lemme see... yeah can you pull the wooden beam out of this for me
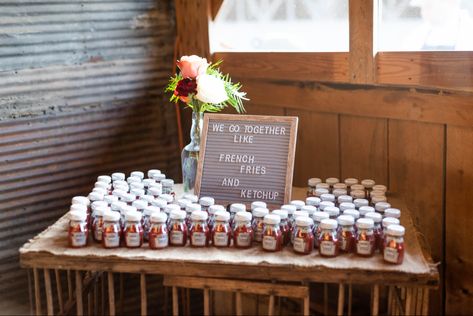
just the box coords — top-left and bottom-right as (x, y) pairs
(210, 0), (224, 20)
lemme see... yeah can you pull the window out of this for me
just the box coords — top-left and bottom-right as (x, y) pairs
(378, 0), (473, 51)
(209, 0), (349, 52)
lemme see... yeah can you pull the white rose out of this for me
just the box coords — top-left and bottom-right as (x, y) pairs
(195, 74), (229, 104)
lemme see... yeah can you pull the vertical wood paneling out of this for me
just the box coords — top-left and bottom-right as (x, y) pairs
(446, 126), (473, 315)
(286, 109), (340, 187)
(339, 115), (388, 184)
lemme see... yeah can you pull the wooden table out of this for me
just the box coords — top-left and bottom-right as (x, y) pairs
(20, 186), (439, 315)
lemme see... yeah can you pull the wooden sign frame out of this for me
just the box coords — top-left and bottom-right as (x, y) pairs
(194, 113), (298, 208)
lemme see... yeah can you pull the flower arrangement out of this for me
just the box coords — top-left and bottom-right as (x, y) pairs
(166, 55), (248, 113)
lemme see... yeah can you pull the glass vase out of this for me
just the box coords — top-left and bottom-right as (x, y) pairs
(181, 111), (203, 192)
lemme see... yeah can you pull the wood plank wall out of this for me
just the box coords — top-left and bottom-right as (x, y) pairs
(0, 0), (179, 313)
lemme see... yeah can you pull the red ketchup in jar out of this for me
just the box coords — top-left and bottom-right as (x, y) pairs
(233, 211), (253, 249)
(212, 211), (232, 247)
(318, 219), (339, 257)
(189, 210), (210, 247)
(383, 224), (405, 265)
(148, 212), (169, 249)
(337, 215), (355, 253)
(262, 214), (283, 252)
(293, 216), (314, 254)
(355, 218), (376, 257)
(68, 210), (88, 248)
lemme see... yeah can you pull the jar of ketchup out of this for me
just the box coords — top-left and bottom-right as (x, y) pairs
(169, 210), (187, 246)
(318, 219), (339, 257)
(262, 214), (283, 252)
(124, 210), (143, 248)
(252, 207), (269, 242)
(185, 203), (202, 230)
(337, 215), (355, 253)
(383, 224), (405, 264)
(281, 204), (296, 229)
(312, 211), (329, 248)
(212, 211), (231, 247)
(208, 204), (225, 231)
(229, 203), (246, 229)
(148, 212), (168, 249)
(102, 211), (121, 249)
(189, 210), (210, 247)
(68, 210), (88, 248)
(92, 205), (108, 243)
(199, 196), (215, 214)
(233, 211), (253, 249)
(365, 212), (383, 250)
(355, 218), (375, 257)
(293, 216), (314, 254)
(272, 210), (290, 246)
(143, 205), (160, 241)
(380, 217), (400, 251)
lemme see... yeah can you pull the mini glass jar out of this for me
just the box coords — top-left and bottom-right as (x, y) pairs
(142, 179), (156, 191)
(95, 181), (111, 194)
(312, 211), (329, 248)
(72, 196), (91, 211)
(293, 217), (314, 254)
(139, 195), (155, 205)
(130, 181), (145, 191)
(199, 196), (215, 213)
(375, 202), (391, 216)
(148, 181), (163, 194)
(307, 178), (322, 196)
(183, 193), (199, 203)
(384, 208), (401, 219)
(337, 215), (355, 253)
(281, 204), (297, 228)
(359, 206), (375, 218)
(337, 195), (353, 205)
(112, 172), (125, 182)
(177, 198), (192, 211)
(89, 191), (104, 203)
(383, 224), (405, 264)
(143, 205), (160, 241)
(148, 187), (163, 200)
(301, 205), (317, 218)
(124, 211), (143, 248)
(350, 190), (366, 199)
(290, 200), (305, 211)
(333, 183), (348, 191)
(151, 198), (168, 210)
(132, 199), (147, 213)
(113, 179), (128, 189)
(339, 202), (356, 212)
(208, 204), (225, 231)
(324, 206), (340, 219)
(353, 198), (369, 209)
(112, 189), (127, 199)
(119, 205), (135, 229)
(343, 209), (360, 221)
(68, 210), (88, 248)
(161, 179), (174, 195)
(355, 218), (375, 257)
(320, 193), (336, 203)
(252, 207), (269, 242)
(233, 211), (253, 248)
(164, 204), (181, 226)
(212, 211), (231, 247)
(325, 177), (339, 188)
(370, 190), (385, 199)
(315, 188), (329, 198)
(318, 219), (339, 257)
(365, 212), (383, 250)
(316, 183), (330, 190)
(120, 193), (136, 206)
(189, 210), (210, 247)
(130, 188), (145, 200)
(91, 200), (107, 216)
(127, 176), (141, 184)
(319, 201), (335, 212)
(373, 184), (387, 193)
(361, 179), (375, 196)
(159, 194), (174, 204)
(147, 169), (161, 179)
(262, 214), (282, 252)
(332, 189), (347, 199)
(229, 203), (246, 228)
(305, 197), (321, 208)
(92, 187), (107, 196)
(381, 217), (400, 251)
(149, 212), (169, 249)
(102, 211), (121, 249)
(169, 210), (187, 246)
(251, 201), (267, 211)
(92, 205), (108, 242)
(371, 195), (387, 206)
(185, 203), (202, 229)
(97, 175), (112, 184)
(152, 173), (166, 183)
(272, 209), (290, 246)
(131, 171), (144, 180)
(104, 195), (118, 206)
(344, 178), (358, 190)
(70, 204), (88, 228)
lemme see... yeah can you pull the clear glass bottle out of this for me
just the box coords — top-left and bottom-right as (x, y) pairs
(162, 179), (175, 196)
(68, 210), (88, 248)
(252, 207), (269, 242)
(124, 211), (143, 248)
(181, 111), (202, 192)
(233, 211), (253, 249)
(361, 179), (375, 197)
(272, 209), (290, 246)
(102, 211), (121, 249)
(169, 210), (187, 246)
(291, 211), (309, 244)
(332, 189), (347, 200)
(212, 211), (231, 247)
(371, 195), (387, 206)
(312, 211), (329, 248)
(71, 200), (91, 227)
(164, 204), (181, 227)
(307, 178), (322, 196)
(318, 219), (339, 257)
(293, 217), (314, 254)
(325, 177), (339, 190)
(149, 212), (169, 249)
(383, 224), (405, 264)
(262, 214), (282, 252)
(189, 210), (210, 247)
(177, 198), (192, 211)
(355, 218), (375, 257)
(337, 215), (355, 253)
(365, 212), (383, 250)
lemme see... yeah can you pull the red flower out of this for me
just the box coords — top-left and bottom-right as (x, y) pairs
(174, 78), (197, 103)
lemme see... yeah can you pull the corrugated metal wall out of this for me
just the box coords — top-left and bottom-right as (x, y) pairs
(0, 0), (179, 312)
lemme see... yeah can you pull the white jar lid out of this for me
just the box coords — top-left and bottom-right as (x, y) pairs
(130, 182), (145, 190)
(356, 218), (374, 229)
(251, 201), (267, 210)
(272, 209), (288, 220)
(152, 173), (166, 181)
(144, 205), (160, 216)
(339, 202), (356, 212)
(386, 224), (405, 236)
(69, 210), (87, 221)
(293, 210), (309, 219)
(120, 205), (136, 215)
(88, 191), (104, 201)
(308, 178), (322, 186)
(325, 177), (339, 185)
(324, 206), (340, 217)
(230, 203), (246, 213)
(183, 193), (199, 203)
(344, 178), (358, 186)
(169, 209), (186, 220)
(316, 183), (330, 189)
(235, 211), (252, 222)
(127, 176), (141, 184)
(359, 206), (375, 216)
(215, 210), (230, 221)
(320, 218), (338, 230)
(264, 214), (280, 225)
(191, 210), (208, 221)
(94, 205), (110, 217)
(315, 188), (329, 196)
(319, 201), (335, 211)
(313, 211), (330, 222)
(104, 195), (118, 205)
(132, 199), (148, 210)
(140, 195), (155, 204)
(164, 204), (181, 214)
(384, 208), (401, 218)
(131, 188), (145, 197)
(281, 204), (297, 215)
(72, 196), (90, 206)
(142, 179), (156, 188)
(375, 202), (391, 212)
(95, 181), (109, 190)
(147, 169), (161, 178)
(158, 194), (173, 203)
(161, 179), (174, 187)
(332, 188), (347, 197)
(337, 195), (353, 204)
(177, 198), (191, 209)
(290, 200), (305, 210)
(252, 207), (269, 217)
(113, 180), (128, 188)
(186, 203), (202, 213)
(371, 196), (387, 204)
(112, 172), (125, 181)
(301, 205), (317, 215)
(91, 201), (108, 212)
(320, 193), (335, 202)
(350, 184), (364, 191)
(343, 209), (360, 219)
(382, 217), (400, 228)
(209, 204), (225, 215)
(350, 190), (365, 199)
(151, 211), (167, 223)
(354, 198), (369, 208)
(295, 216), (313, 227)
(148, 186), (162, 196)
(92, 187), (107, 196)
(151, 198), (168, 209)
(120, 193), (135, 203)
(373, 184), (387, 192)
(70, 204), (87, 213)
(337, 214), (355, 226)
(104, 211), (120, 222)
(97, 175), (112, 184)
(113, 185), (129, 193)
(111, 201), (126, 212)
(305, 197), (321, 207)
(361, 179), (375, 188)
(333, 183), (347, 190)
(199, 196), (215, 206)
(370, 190), (385, 198)
(149, 182), (163, 189)
(131, 171), (144, 180)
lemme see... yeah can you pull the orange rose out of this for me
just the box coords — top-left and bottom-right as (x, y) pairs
(177, 55), (209, 79)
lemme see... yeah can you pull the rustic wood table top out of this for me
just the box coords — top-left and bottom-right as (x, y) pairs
(20, 185), (439, 287)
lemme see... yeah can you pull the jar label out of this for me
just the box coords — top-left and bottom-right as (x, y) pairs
(104, 232), (120, 248)
(357, 240), (372, 255)
(170, 231), (184, 245)
(236, 232), (251, 247)
(293, 238), (307, 253)
(320, 241), (336, 256)
(262, 236), (277, 251)
(384, 247), (399, 263)
(191, 232), (207, 246)
(126, 232), (142, 247)
(150, 234), (168, 248)
(214, 232), (228, 246)
(71, 232), (87, 247)
(94, 226), (103, 241)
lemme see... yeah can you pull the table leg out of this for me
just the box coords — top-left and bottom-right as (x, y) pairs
(108, 272), (116, 316)
(140, 273), (147, 316)
(268, 294), (275, 316)
(44, 269), (54, 315)
(303, 293), (310, 316)
(172, 286), (179, 316)
(67, 270), (73, 303)
(235, 291), (242, 316)
(33, 268), (42, 316)
(204, 288), (210, 316)
(337, 283), (345, 316)
(27, 269), (34, 316)
(75, 271), (83, 316)
(371, 284), (379, 316)
(54, 269), (64, 314)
